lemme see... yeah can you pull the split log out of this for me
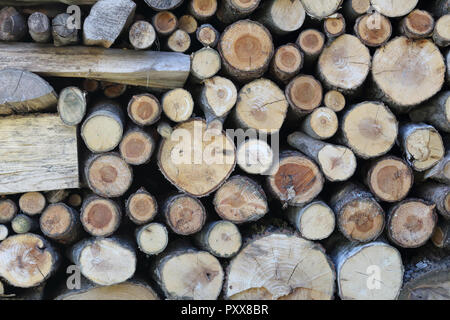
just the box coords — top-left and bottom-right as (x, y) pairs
(19, 192), (46, 216)
(0, 224), (8, 241)
(225, 232), (335, 300)
(0, 7), (27, 41)
(0, 43), (191, 90)
(166, 29), (191, 52)
(365, 156), (414, 202)
(151, 243), (224, 300)
(0, 69), (57, 115)
(409, 91), (450, 132)
(80, 195), (121, 237)
(119, 127), (156, 165)
(285, 201), (335, 240)
(127, 94), (161, 126)
(0, 233), (59, 288)
(145, 0), (184, 11)
(213, 175), (268, 224)
(400, 9), (434, 39)
(83, 0), (136, 48)
(125, 188), (158, 225)
(270, 43), (303, 84)
(136, 223), (168, 255)
(81, 101), (124, 153)
(28, 12), (51, 43)
(340, 101), (398, 159)
(129, 20), (156, 50)
(11, 214), (38, 234)
(415, 182), (450, 219)
(45, 189), (69, 204)
(196, 23), (219, 47)
(432, 218), (450, 249)
(329, 182), (385, 242)
(152, 11), (178, 36)
(432, 14), (450, 47)
(299, 107), (338, 140)
(236, 138), (274, 175)
(323, 13), (346, 39)
(267, 150), (324, 207)
(256, 0), (306, 35)
(194, 220), (242, 258)
(424, 150), (450, 184)
(398, 123), (444, 171)
(218, 20), (274, 82)
(0, 114), (79, 194)
(318, 34), (371, 94)
(84, 152), (133, 198)
(55, 279), (159, 300)
(189, 0), (217, 20)
(57, 86), (87, 126)
(190, 47), (221, 82)
(324, 90), (345, 112)
(158, 119), (236, 197)
(52, 13), (78, 46)
(354, 12), (392, 47)
(234, 78), (288, 134)
(343, 0), (370, 21)
(296, 29), (325, 65)
(179, 15), (198, 34)
(370, 0), (418, 17)
(371, 37), (445, 112)
(163, 193), (206, 235)
(330, 239), (403, 300)
(161, 88), (194, 122)
(399, 245), (450, 300)
(216, 0), (261, 24)
(197, 76), (237, 124)
(288, 132), (357, 182)
(387, 199), (437, 248)
(70, 237), (136, 286)
(0, 199), (17, 223)
(300, 0), (343, 20)
(40, 203), (81, 244)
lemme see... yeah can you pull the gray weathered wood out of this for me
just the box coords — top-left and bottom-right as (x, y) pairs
(145, 0), (184, 11)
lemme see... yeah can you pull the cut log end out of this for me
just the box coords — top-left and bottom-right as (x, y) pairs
(268, 151), (324, 207)
(0, 224), (8, 241)
(28, 11), (51, 43)
(301, 0), (343, 20)
(128, 94), (161, 126)
(119, 129), (155, 165)
(0, 234), (58, 288)
(167, 29), (191, 53)
(145, 0), (184, 11)
(178, 15), (198, 34)
(287, 202), (335, 240)
(270, 43), (303, 83)
(162, 88), (194, 122)
(236, 138), (274, 175)
(196, 24), (219, 47)
(0, 199), (17, 223)
(371, 0), (418, 17)
(401, 10), (434, 39)
(153, 11), (178, 36)
(57, 86), (86, 126)
(164, 194), (206, 235)
(81, 196), (121, 237)
(191, 47), (221, 81)
(0, 7), (27, 42)
(201, 76), (237, 120)
(433, 15), (450, 47)
(136, 223), (168, 255)
(296, 29), (325, 57)
(324, 13), (346, 38)
(324, 90), (346, 112)
(302, 107), (338, 140)
(388, 199), (437, 248)
(19, 192), (46, 216)
(367, 157), (413, 202)
(214, 175), (268, 224)
(126, 189), (157, 225)
(40, 203), (79, 244)
(197, 221), (242, 258)
(317, 145), (357, 181)
(355, 12), (392, 47)
(11, 214), (35, 234)
(129, 20), (156, 50)
(190, 0), (217, 20)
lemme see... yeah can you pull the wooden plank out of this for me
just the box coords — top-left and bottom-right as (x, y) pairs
(0, 114), (79, 194)
(0, 43), (191, 90)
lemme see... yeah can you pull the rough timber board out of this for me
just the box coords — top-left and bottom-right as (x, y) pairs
(0, 114), (79, 194)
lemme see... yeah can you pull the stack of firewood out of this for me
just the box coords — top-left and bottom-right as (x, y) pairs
(0, 0), (449, 301)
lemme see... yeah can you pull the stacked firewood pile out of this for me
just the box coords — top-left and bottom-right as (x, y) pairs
(0, 0), (449, 301)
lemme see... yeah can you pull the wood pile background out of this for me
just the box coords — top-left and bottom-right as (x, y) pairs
(0, 0), (449, 300)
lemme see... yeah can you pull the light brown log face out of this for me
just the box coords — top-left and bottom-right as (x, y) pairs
(179, 15), (198, 34)
(128, 94), (161, 126)
(286, 75), (322, 115)
(197, 24), (218, 46)
(355, 13), (392, 47)
(127, 190), (157, 225)
(226, 233), (335, 300)
(0, 234), (58, 288)
(165, 194), (206, 235)
(119, 130), (155, 165)
(19, 192), (46, 215)
(296, 29), (325, 56)
(57, 282), (159, 300)
(402, 10), (434, 39)
(324, 90), (345, 112)
(190, 0), (217, 19)
(219, 20), (273, 81)
(153, 11), (177, 35)
(324, 14), (345, 37)
(388, 200), (437, 248)
(81, 197), (121, 237)
(0, 199), (17, 223)
(136, 223), (168, 255)
(158, 119), (236, 197)
(372, 37), (445, 108)
(367, 157), (413, 202)
(40, 204), (72, 235)
(214, 175), (268, 224)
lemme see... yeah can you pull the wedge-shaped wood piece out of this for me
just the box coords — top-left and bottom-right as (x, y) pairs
(0, 114), (78, 195)
(0, 43), (191, 90)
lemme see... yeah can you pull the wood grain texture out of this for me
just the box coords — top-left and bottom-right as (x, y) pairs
(0, 43), (191, 90)
(0, 0), (97, 4)
(0, 114), (79, 195)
